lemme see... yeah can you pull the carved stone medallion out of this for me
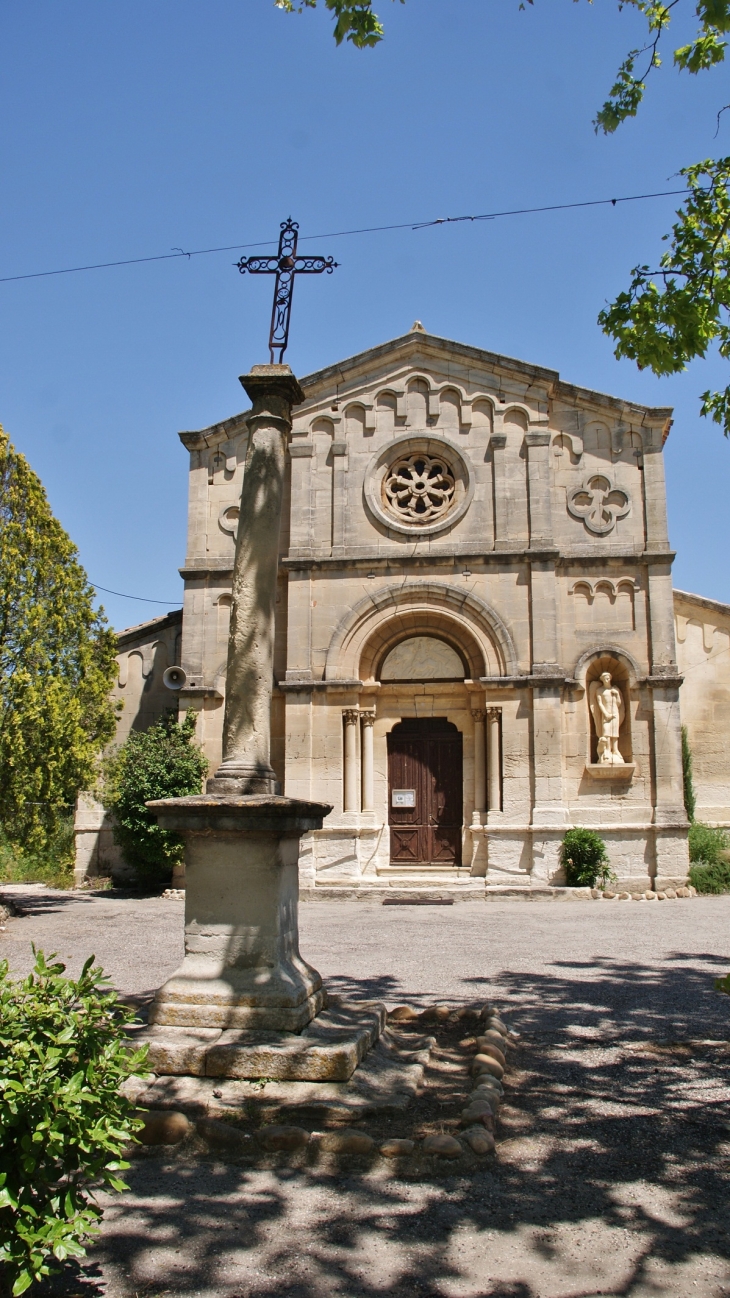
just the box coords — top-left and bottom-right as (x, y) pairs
(567, 473), (630, 535)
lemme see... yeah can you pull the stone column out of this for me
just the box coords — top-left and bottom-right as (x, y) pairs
(490, 433), (508, 547)
(471, 709), (487, 824)
(525, 431), (552, 547)
(209, 365), (305, 795)
(343, 709), (360, 812)
(487, 708), (502, 813)
(361, 711), (375, 812)
(641, 433), (671, 552)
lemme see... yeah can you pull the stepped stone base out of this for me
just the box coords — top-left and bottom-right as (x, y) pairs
(132, 1025), (435, 1123)
(136, 1000), (386, 1083)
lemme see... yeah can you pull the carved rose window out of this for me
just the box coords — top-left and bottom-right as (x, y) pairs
(383, 453), (456, 524)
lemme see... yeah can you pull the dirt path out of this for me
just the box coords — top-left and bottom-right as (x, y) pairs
(3, 887), (730, 1297)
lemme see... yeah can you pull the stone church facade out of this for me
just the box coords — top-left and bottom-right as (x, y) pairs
(76, 326), (730, 892)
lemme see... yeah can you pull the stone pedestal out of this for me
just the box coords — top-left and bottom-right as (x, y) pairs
(148, 796), (330, 1032)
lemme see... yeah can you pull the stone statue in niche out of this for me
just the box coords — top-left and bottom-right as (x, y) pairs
(589, 671), (625, 764)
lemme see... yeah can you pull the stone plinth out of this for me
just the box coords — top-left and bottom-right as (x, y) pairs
(137, 1001), (385, 1082)
(147, 796), (331, 1032)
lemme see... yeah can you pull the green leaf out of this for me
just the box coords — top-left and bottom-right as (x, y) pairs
(12, 1272), (34, 1296)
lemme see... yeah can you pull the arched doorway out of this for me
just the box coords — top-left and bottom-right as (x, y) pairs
(387, 718), (463, 866)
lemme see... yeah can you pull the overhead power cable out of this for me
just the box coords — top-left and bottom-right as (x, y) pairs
(91, 582), (181, 605)
(0, 188), (690, 285)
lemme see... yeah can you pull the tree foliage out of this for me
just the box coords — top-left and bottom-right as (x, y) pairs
(274, 0), (400, 46)
(0, 949), (146, 1298)
(587, 0), (730, 431)
(598, 158), (730, 433)
(0, 428), (118, 852)
(103, 710), (207, 887)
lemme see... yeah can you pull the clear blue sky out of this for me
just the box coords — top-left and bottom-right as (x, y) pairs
(1, 0), (728, 630)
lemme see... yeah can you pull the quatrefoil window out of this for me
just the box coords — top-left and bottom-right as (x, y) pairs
(567, 473), (630, 536)
(383, 454), (456, 524)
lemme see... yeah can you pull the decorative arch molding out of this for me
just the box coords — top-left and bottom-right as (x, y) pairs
(324, 581), (519, 682)
(119, 640), (168, 686)
(572, 642), (644, 687)
(502, 402), (534, 426)
(569, 578), (639, 598)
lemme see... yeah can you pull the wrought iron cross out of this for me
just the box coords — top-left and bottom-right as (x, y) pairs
(237, 218), (338, 364)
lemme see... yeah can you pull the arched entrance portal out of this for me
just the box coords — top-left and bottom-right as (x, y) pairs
(387, 718), (463, 866)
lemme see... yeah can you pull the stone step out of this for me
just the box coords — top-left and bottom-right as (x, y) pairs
(134, 1001), (386, 1083)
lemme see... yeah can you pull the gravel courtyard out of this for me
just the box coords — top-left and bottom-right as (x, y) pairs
(2, 886), (730, 1298)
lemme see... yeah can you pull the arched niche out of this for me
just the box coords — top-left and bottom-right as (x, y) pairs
(345, 404), (366, 438)
(378, 634), (467, 681)
(406, 378), (429, 426)
(439, 388), (461, 431)
(503, 407), (528, 433)
(376, 391), (397, 435)
(472, 399), (493, 431)
(582, 650), (633, 764)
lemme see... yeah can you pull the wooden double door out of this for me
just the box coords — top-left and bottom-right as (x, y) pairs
(387, 718), (463, 866)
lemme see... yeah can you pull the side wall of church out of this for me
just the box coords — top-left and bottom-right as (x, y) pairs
(73, 610), (183, 884)
(675, 590), (730, 825)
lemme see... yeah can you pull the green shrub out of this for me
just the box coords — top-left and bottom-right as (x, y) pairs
(688, 821), (730, 867)
(102, 710), (207, 888)
(0, 818), (75, 890)
(689, 859), (730, 893)
(560, 828), (614, 889)
(0, 949), (147, 1297)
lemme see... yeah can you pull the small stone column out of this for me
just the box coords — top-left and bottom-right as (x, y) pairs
(471, 709), (487, 825)
(525, 431), (552, 547)
(209, 365), (305, 795)
(490, 433), (508, 547)
(487, 708), (502, 813)
(361, 711), (375, 812)
(343, 710), (360, 812)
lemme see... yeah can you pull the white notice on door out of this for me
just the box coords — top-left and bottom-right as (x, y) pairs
(392, 789), (416, 808)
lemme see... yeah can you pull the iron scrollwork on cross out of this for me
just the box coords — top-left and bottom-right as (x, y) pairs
(237, 218), (338, 364)
(567, 473), (630, 536)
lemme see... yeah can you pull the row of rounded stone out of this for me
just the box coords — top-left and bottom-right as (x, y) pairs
(598, 886), (697, 900)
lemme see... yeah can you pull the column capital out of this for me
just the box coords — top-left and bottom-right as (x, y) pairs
(470, 708), (487, 723)
(342, 708), (360, 726)
(487, 706), (502, 719)
(240, 364), (306, 410)
(360, 710), (376, 727)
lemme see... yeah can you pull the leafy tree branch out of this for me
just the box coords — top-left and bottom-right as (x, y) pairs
(274, 0), (401, 47)
(600, 160), (730, 433)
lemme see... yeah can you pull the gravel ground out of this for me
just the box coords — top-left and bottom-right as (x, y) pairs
(3, 885), (730, 1298)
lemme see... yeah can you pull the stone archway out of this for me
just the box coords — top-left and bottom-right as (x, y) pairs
(324, 581), (518, 683)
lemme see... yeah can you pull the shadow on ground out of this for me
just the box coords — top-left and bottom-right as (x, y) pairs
(40, 958), (730, 1298)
